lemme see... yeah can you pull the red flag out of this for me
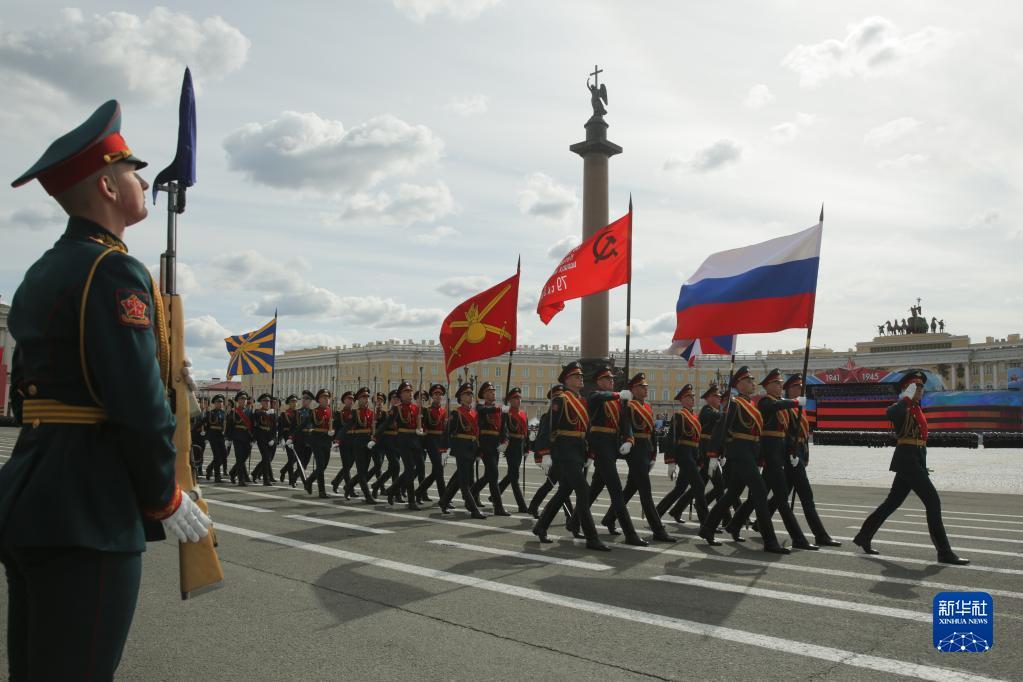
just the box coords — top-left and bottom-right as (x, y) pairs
(536, 209), (631, 324)
(439, 266), (519, 374)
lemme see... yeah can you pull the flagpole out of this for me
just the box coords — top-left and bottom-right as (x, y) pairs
(622, 196), (633, 385)
(792, 205), (823, 512)
(270, 309), (277, 404)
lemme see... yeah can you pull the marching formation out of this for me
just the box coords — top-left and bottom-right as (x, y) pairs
(191, 362), (971, 563)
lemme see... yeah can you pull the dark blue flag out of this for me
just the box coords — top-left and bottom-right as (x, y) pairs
(153, 67), (196, 201)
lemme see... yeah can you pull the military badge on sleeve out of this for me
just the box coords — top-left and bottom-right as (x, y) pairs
(116, 289), (152, 328)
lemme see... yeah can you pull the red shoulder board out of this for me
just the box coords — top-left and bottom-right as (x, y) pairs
(116, 289), (151, 328)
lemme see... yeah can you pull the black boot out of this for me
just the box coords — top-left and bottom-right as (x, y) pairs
(816, 536), (842, 547)
(792, 539), (820, 551)
(698, 527), (722, 546)
(937, 552), (970, 565)
(625, 534), (649, 547)
(586, 538), (611, 552)
(652, 531), (677, 543)
(764, 543), (791, 555)
(853, 535), (879, 555)
(532, 524), (553, 543)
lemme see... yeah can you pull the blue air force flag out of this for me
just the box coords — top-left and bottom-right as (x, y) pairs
(225, 317), (276, 377)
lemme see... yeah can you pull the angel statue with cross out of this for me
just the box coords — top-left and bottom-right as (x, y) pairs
(587, 64), (608, 119)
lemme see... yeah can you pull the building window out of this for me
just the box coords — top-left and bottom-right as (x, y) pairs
(391, 364), (399, 373)
(536, 386), (545, 399)
(482, 366), (489, 377)
(662, 389), (669, 401)
(405, 363), (412, 373)
(495, 367), (502, 377)
(523, 384), (530, 395)
(522, 367), (530, 378)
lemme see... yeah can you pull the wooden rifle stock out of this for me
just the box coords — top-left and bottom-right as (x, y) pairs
(166, 292), (224, 599)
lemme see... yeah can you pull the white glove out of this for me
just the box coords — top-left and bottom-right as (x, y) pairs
(619, 441), (632, 455)
(619, 389), (633, 401)
(328, 430), (335, 437)
(498, 442), (508, 454)
(162, 492), (211, 543)
(416, 428), (425, 436)
(795, 396), (807, 407)
(790, 455), (800, 468)
(541, 454), (552, 476)
(529, 431), (537, 442)
(900, 383), (918, 400)
(709, 457), (722, 475)
(667, 463), (677, 480)
(584, 458), (591, 472)
(501, 404), (510, 413)
(180, 356), (197, 393)
(367, 440), (376, 450)
(268, 440), (275, 447)
(267, 408), (275, 415)
(442, 452), (449, 466)
(286, 438), (294, 447)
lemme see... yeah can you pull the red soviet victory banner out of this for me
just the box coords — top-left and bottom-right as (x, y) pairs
(439, 265), (520, 374)
(536, 209), (632, 324)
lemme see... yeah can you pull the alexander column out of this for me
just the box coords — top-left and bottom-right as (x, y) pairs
(570, 65), (622, 383)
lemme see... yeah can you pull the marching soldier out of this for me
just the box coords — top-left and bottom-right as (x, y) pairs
(293, 390), (316, 484)
(370, 390), (404, 503)
(438, 382), (487, 518)
(331, 391), (358, 495)
(368, 392), (389, 489)
(525, 384), (575, 521)
(416, 384), (448, 503)
(227, 391), (254, 486)
(667, 383), (731, 523)
(342, 387), (378, 503)
(497, 387), (530, 514)
(471, 382), (511, 516)
(533, 362), (609, 551)
(303, 389), (333, 498)
(0, 99), (209, 678)
(768, 374), (840, 546)
(250, 393), (277, 486)
(854, 370), (969, 564)
(278, 394), (306, 487)
(655, 384), (710, 527)
(698, 367), (791, 554)
(190, 396), (208, 481)
(725, 369), (817, 550)
(602, 373), (676, 543)
(205, 394), (229, 482)
(577, 365), (646, 545)
(382, 381), (425, 511)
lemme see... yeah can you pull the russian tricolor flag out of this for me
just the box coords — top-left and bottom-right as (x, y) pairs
(679, 335), (736, 366)
(671, 220), (822, 348)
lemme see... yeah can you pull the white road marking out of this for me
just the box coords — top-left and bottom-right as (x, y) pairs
(428, 539), (611, 571)
(206, 499), (272, 513)
(815, 501), (1023, 519)
(284, 514), (393, 534)
(652, 575), (930, 622)
(822, 516), (1023, 533)
(903, 514), (1023, 526)
(828, 535), (1022, 559)
(214, 522), (999, 682)
(844, 526), (1023, 545)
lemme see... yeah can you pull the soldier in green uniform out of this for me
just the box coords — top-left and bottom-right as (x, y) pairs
(655, 384), (710, 527)
(205, 394), (229, 482)
(0, 100), (210, 679)
(525, 384), (575, 521)
(227, 391), (254, 486)
(190, 396), (208, 481)
(250, 393), (277, 485)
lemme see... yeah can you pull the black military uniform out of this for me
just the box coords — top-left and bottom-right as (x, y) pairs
(0, 100), (182, 679)
(726, 369), (817, 550)
(497, 387), (530, 513)
(526, 385), (575, 521)
(438, 383), (486, 518)
(656, 384), (710, 526)
(578, 365), (645, 545)
(304, 389), (334, 498)
(765, 374), (840, 546)
(698, 366), (790, 554)
(382, 381), (424, 511)
(855, 370), (968, 564)
(330, 392), (357, 495)
(371, 390), (403, 503)
(368, 393), (388, 485)
(602, 373), (675, 543)
(415, 384), (448, 503)
(669, 383), (734, 523)
(190, 400), (207, 480)
(292, 390), (316, 483)
(533, 363), (608, 551)
(204, 395), (228, 481)
(277, 395), (305, 487)
(342, 388), (378, 503)
(470, 382), (510, 516)
(227, 391), (254, 485)
(251, 393), (277, 486)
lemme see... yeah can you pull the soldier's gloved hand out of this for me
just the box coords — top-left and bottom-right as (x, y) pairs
(498, 442), (507, 454)
(529, 431), (537, 442)
(268, 439), (275, 447)
(181, 356), (197, 393)
(667, 463), (677, 480)
(162, 492), (211, 543)
(367, 440), (376, 450)
(790, 455), (800, 468)
(328, 430), (335, 437)
(267, 408), (275, 415)
(619, 441), (632, 455)
(795, 396), (807, 407)
(541, 454), (552, 476)
(708, 457), (722, 476)
(501, 404), (510, 413)
(619, 389), (633, 401)
(900, 383), (918, 400)
(442, 451), (449, 466)
(286, 438), (294, 447)
(416, 427), (425, 436)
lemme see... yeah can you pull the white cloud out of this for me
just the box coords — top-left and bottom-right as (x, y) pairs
(2, 203), (63, 231)
(413, 225), (461, 245)
(444, 94), (489, 116)
(782, 16), (949, 87)
(864, 117), (921, 147)
(743, 84), (775, 109)
(0, 7), (249, 103)
(546, 234), (581, 260)
(341, 182), (457, 226)
(877, 153), (929, 169)
(436, 276), (492, 298)
(517, 290), (538, 312)
(277, 328), (347, 350)
(612, 313), (677, 337)
(517, 172), (578, 223)
(186, 314), (232, 351)
(664, 138), (744, 173)
(392, 0), (502, 22)
(769, 112), (815, 143)
(224, 111), (444, 194)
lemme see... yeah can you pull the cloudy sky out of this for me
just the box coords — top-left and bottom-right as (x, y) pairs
(2, 1), (1021, 377)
